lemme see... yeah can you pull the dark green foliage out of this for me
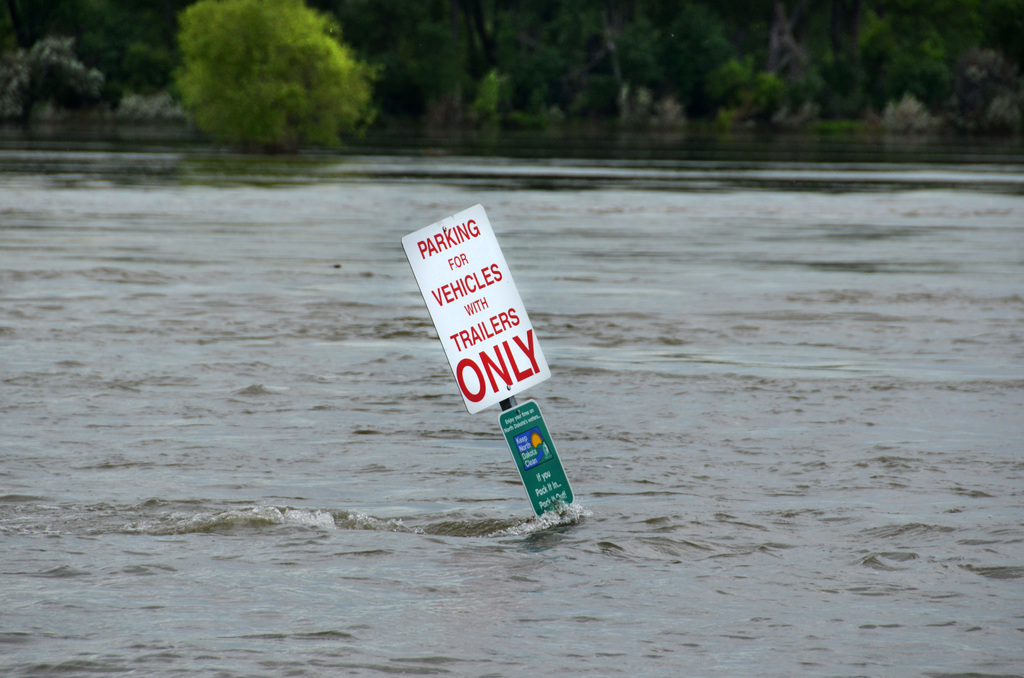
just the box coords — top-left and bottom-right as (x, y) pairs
(327, 0), (462, 120)
(980, 0), (1024, 70)
(658, 4), (734, 116)
(616, 16), (661, 91)
(1, 0), (188, 98)
(706, 56), (785, 123)
(861, 0), (981, 109)
(495, 3), (610, 116)
(949, 49), (1022, 133)
(816, 51), (867, 118)
(1, 0), (1020, 133)
(0, 35), (103, 119)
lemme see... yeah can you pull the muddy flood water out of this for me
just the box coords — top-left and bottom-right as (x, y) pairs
(2, 132), (1023, 677)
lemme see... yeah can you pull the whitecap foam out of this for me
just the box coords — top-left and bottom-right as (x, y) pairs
(126, 505), (338, 534)
(337, 512), (419, 533)
(487, 502), (591, 538)
(282, 508), (336, 529)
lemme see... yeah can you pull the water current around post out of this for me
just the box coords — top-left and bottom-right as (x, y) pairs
(1, 131), (1022, 677)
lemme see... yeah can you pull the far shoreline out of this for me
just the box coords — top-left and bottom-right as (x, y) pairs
(2, 116), (1022, 167)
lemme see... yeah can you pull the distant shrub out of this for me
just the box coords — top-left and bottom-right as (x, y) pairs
(618, 84), (654, 128)
(883, 94), (940, 134)
(811, 119), (866, 135)
(423, 93), (468, 130)
(949, 49), (1022, 133)
(714, 107), (737, 132)
(0, 36), (104, 120)
(750, 71), (785, 116)
(471, 70), (508, 128)
(707, 57), (785, 126)
(116, 91), (187, 122)
(504, 106), (564, 131)
(982, 93), (1023, 134)
(707, 58), (754, 110)
(176, 0), (377, 151)
(771, 101), (821, 130)
(0, 53), (27, 119)
(651, 95), (686, 130)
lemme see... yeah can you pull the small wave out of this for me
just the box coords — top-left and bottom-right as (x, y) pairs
(859, 552), (919, 571)
(860, 522), (956, 540)
(485, 502), (590, 537)
(32, 565), (91, 579)
(124, 504), (587, 538)
(131, 506), (337, 535)
(0, 632), (34, 645)
(0, 494), (46, 503)
(960, 564), (1024, 580)
(231, 384), (287, 397)
(81, 266), (177, 285)
(236, 630), (357, 641)
(334, 512), (416, 533)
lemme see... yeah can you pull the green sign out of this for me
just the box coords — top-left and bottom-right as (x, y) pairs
(499, 400), (573, 515)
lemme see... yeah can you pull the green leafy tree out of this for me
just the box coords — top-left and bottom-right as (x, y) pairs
(176, 0), (376, 151)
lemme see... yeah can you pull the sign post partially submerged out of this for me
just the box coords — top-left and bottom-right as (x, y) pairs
(403, 205), (573, 514)
(499, 399), (573, 515)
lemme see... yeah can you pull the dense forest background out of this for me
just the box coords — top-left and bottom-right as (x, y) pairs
(2, 0), (1023, 135)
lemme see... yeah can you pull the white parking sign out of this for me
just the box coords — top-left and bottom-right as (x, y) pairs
(402, 204), (550, 413)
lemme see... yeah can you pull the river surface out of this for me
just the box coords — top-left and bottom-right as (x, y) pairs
(1, 132), (1023, 677)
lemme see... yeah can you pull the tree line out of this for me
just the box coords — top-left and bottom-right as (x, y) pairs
(2, 0), (1023, 141)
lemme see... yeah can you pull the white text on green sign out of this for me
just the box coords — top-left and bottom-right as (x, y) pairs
(499, 400), (573, 515)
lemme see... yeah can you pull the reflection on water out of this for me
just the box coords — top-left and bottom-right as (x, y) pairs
(2, 126), (1023, 193)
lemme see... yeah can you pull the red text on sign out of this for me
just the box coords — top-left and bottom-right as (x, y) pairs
(417, 219), (481, 259)
(455, 329), (541, 403)
(449, 307), (519, 351)
(430, 264), (502, 306)
(464, 297), (489, 315)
